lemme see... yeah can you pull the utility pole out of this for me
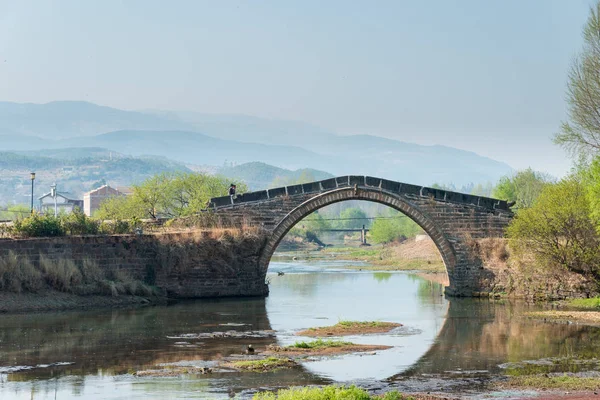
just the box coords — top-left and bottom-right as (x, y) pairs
(51, 183), (57, 217)
(30, 172), (36, 214)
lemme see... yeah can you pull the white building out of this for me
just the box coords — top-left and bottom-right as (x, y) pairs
(38, 191), (83, 215)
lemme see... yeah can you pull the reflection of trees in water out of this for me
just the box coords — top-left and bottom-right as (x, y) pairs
(269, 272), (353, 296)
(2, 297), (331, 398)
(404, 274), (445, 305)
(373, 272), (392, 282)
(1, 298), (273, 381)
(397, 299), (600, 379)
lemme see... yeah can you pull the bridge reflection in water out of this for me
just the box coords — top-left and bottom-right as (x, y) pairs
(2, 281), (600, 398)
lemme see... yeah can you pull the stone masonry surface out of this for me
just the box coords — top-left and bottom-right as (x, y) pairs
(210, 175), (514, 297)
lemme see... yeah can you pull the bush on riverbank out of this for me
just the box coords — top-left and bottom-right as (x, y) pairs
(252, 386), (412, 400)
(0, 250), (156, 297)
(506, 178), (600, 282)
(4, 211), (136, 238)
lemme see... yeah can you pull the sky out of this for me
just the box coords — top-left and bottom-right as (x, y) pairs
(0, 0), (595, 176)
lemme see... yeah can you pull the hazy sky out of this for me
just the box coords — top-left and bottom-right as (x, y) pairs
(0, 0), (595, 176)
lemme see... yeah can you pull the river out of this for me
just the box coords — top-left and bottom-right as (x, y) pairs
(1, 258), (600, 399)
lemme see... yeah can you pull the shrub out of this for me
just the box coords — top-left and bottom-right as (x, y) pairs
(0, 251), (43, 293)
(252, 385), (409, 400)
(507, 178), (600, 279)
(61, 210), (99, 235)
(13, 214), (64, 237)
(39, 256), (83, 292)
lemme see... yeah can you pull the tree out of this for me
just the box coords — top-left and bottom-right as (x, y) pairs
(337, 208), (370, 229)
(506, 178), (600, 278)
(470, 182), (494, 197)
(369, 210), (423, 244)
(95, 195), (145, 220)
(584, 156), (600, 229)
(492, 168), (553, 209)
(95, 172), (247, 220)
(555, 2), (600, 157)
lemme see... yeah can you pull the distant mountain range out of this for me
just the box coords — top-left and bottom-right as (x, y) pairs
(0, 101), (513, 189)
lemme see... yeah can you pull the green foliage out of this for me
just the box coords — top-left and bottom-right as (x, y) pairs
(584, 156), (600, 229)
(555, 2), (600, 157)
(61, 210), (99, 235)
(370, 211), (422, 244)
(568, 297), (600, 309)
(335, 207), (370, 229)
(95, 196), (145, 220)
(470, 181), (494, 197)
(10, 210), (106, 238)
(253, 386), (409, 400)
(231, 357), (295, 372)
(506, 178), (600, 278)
(493, 168), (553, 209)
(0, 204), (31, 221)
(96, 172), (247, 219)
(13, 214), (64, 237)
(290, 339), (353, 349)
(288, 211), (331, 239)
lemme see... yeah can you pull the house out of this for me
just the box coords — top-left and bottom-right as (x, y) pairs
(83, 185), (127, 216)
(39, 191), (83, 215)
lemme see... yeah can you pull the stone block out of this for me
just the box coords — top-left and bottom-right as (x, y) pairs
(365, 176), (381, 187)
(349, 175), (365, 187)
(336, 176), (350, 186)
(267, 187), (286, 198)
(399, 183), (421, 196)
(477, 197), (495, 210)
(380, 179), (401, 193)
(320, 178), (337, 190)
(211, 196), (232, 208)
(286, 184), (304, 195)
(236, 190), (268, 203)
(302, 182), (322, 194)
(421, 187), (446, 200)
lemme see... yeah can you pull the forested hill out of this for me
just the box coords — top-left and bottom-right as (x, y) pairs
(218, 162), (333, 190)
(0, 152), (335, 205)
(0, 101), (514, 187)
(0, 151), (192, 205)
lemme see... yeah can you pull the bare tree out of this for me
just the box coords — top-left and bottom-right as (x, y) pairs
(555, 2), (600, 157)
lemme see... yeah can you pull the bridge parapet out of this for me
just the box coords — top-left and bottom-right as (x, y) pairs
(210, 175), (510, 212)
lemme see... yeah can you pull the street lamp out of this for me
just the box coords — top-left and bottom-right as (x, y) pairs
(30, 172), (36, 214)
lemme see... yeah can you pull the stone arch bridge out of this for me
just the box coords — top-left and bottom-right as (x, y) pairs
(209, 176), (513, 297)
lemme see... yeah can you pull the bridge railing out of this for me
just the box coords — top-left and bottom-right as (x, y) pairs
(209, 175), (511, 212)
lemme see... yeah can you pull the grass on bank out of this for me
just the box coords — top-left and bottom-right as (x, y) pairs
(321, 247), (445, 272)
(0, 250), (156, 297)
(228, 357), (296, 372)
(290, 339), (353, 349)
(502, 375), (600, 391)
(252, 385), (416, 400)
(568, 297), (600, 309)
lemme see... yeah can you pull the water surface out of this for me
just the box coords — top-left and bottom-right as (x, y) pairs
(1, 259), (599, 399)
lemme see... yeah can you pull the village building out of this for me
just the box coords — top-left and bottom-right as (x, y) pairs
(83, 185), (127, 216)
(38, 191), (83, 215)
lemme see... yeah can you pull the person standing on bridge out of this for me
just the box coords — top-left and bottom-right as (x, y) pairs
(229, 183), (237, 199)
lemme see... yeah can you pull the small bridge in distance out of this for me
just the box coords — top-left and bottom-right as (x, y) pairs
(209, 175), (513, 297)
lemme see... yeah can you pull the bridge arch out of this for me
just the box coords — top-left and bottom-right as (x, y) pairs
(258, 186), (456, 284)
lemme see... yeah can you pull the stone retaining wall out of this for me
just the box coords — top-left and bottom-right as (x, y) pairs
(0, 230), (269, 299)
